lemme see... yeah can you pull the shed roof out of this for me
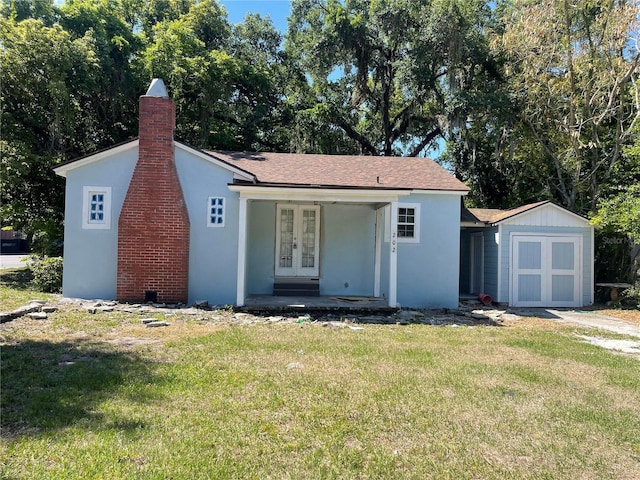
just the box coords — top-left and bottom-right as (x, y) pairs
(467, 201), (549, 224)
(208, 150), (469, 192)
(462, 201), (589, 226)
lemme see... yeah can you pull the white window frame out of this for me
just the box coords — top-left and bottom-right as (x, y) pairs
(207, 196), (226, 227)
(385, 203), (420, 243)
(82, 186), (111, 230)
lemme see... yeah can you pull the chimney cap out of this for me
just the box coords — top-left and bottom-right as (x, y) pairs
(145, 78), (169, 98)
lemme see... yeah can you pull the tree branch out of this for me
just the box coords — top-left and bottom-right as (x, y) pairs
(335, 118), (378, 155)
(407, 126), (441, 157)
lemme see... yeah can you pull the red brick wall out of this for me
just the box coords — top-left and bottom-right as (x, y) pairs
(117, 94), (190, 303)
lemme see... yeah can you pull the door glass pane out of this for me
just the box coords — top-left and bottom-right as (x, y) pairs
(518, 274), (541, 301)
(301, 209), (316, 268)
(518, 242), (541, 269)
(552, 275), (574, 301)
(279, 209), (294, 268)
(552, 242), (574, 270)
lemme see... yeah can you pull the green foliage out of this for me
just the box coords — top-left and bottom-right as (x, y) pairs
(591, 116), (640, 279)
(137, 0), (293, 151)
(495, 0), (640, 213)
(287, 0), (501, 156)
(0, 16), (98, 235)
(620, 286), (640, 308)
(4, 0), (639, 244)
(29, 256), (63, 293)
(591, 184), (640, 243)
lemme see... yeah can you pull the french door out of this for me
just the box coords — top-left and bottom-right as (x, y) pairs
(275, 204), (320, 277)
(511, 235), (581, 307)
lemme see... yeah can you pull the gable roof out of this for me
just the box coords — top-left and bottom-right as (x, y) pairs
(209, 150), (469, 192)
(463, 201), (589, 226)
(52, 140), (255, 181)
(54, 140), (469, 193)
(468, 201), (549, 224)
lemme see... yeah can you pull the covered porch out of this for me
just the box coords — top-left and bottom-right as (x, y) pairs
(231, 185), (411, 308)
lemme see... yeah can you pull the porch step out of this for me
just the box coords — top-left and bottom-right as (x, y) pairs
(273, 278), (320, 297)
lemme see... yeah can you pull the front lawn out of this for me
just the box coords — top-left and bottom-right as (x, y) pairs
(0, 267), (57, 310)
(1, 293), (639, 478)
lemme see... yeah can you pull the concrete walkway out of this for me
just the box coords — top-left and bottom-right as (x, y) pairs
(546, 309), (640, 338)
(505, 307), (640, 358)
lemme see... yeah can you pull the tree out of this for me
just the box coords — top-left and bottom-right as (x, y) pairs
(139, 0), (295, 151)
(58, 0), (144, 145)
(591, 110), (640, 243)
(0, 0), (57, 24)
(1, 17), (100, 245)
(286, 0), (500, 156)
(496, 0), (640, 213)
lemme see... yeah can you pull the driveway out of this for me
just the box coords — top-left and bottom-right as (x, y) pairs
(476, 306), (639, 357)
(516, 308), (640, 358)
(0, 255), (29, 270)
(546, 309), (640, 338)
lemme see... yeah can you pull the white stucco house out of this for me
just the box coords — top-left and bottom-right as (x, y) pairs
(54, 79), (594, 309)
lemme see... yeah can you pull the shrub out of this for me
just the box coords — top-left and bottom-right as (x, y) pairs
(30, 256), (63, 293)
(621, 284), (640, 309)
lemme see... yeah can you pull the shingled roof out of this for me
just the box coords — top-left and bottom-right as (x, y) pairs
(208, 150), (469, 192)
(463, 201), (550, 224)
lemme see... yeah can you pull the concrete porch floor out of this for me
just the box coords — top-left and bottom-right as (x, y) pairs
(239, 295), (396, 314)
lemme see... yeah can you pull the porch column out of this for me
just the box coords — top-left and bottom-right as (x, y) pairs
(236, 196), (248, 306)
(374, 206), (382, 297)
(389, 201), (398, 307)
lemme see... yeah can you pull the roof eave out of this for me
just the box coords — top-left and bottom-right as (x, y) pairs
(411, 188), (469, 196)
(492, 201), (589, 225)
(53, 139), (139, 177)
(228, 184), (416, 202)
(230, 182), (469, 194)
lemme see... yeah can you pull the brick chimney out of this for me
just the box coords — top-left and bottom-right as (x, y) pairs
(117, 79), (190, 303)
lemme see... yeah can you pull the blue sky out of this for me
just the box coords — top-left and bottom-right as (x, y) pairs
(219, 1), (292, 32)
(53, 1), (293, 32)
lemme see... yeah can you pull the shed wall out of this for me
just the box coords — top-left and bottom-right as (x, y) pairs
(497, 224), (593, 305)
(460, 226), (499, 300)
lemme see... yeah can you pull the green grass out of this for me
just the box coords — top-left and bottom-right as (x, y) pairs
(1, 287), (639, 478)
(1, 267), (57, 310)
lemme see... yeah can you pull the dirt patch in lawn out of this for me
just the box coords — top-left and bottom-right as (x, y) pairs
(594, 308), (640, 324)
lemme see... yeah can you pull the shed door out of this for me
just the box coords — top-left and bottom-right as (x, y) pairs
(275, 204), (320, 277)
(511, 235), (581, 307)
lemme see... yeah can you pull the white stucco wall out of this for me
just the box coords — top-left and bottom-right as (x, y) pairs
(380, 193), (463, 308)
(174, 147), (240, 306)
(59, 143), (466, 308)
(61, 147), (138, 300)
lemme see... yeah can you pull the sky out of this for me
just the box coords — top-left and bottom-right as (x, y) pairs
(218, 1), (292, 32)
(52, 1), (293, 33)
